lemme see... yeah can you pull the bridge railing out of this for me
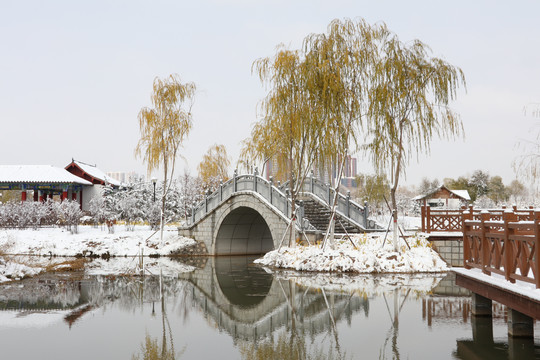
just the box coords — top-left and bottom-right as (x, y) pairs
(187, 170), (372, 229)
(421, 205), (536, 233)
(188, 171), (292, 226)
(463, 210), (540, 288)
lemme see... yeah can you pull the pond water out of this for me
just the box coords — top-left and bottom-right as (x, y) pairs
(0, 256), (539, 360)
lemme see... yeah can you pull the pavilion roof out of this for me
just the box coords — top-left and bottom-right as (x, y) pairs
(66, 160), (122, 187)
(412, 185), (471, 201)
(0, 165), (92, 185)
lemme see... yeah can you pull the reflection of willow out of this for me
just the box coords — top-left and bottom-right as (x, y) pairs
(239, 279), (352, 360)
(132, 271), (186, 360)
(379, 288), (411, 360)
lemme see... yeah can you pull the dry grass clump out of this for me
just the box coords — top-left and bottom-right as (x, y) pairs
(45, 258), (88, 272)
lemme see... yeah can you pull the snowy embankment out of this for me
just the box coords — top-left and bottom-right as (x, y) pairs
(255, 233), (448, 273)
(0, 225), (196, 282)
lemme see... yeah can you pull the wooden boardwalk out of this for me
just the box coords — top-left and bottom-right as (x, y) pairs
(421, 204), (540, 337)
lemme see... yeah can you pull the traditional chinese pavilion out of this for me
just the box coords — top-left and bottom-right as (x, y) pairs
(0, 160), (122, 210)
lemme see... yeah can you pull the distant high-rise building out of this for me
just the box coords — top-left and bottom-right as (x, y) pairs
(106, 171), (140, 184)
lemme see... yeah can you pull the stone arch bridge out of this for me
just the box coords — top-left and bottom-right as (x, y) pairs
(179, 172), (380, 256)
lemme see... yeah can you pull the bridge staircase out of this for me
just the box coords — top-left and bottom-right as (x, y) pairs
(301, 198), (362, 234)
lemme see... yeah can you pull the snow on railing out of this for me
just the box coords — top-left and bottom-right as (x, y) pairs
(186, 170), (371, 230)
(463, 210), (540, 288)
(421, 205), (537, 233)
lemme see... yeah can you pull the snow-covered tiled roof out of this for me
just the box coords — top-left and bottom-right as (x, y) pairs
(413, 185), (470, 201)
(70, 160), (122, 187)
(0, 165), (93, 185)
(449, 189), (471, 201)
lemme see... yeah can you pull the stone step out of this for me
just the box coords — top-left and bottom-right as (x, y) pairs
(301, 199), (361, 233)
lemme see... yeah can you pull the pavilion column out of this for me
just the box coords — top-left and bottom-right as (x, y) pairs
(21, 186), (27, 202)
(48, 192), (53, 200)
(72, 192), (77, 201)
(33, 190), (38, 202)
(39, 191), (44, 202)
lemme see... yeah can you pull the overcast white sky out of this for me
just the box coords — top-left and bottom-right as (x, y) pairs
(1, 0), (539, 187)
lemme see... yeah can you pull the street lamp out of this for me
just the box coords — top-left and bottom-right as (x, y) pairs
(151, 177), (157, 202)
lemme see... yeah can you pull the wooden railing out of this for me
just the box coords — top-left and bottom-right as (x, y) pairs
(463, 210), (540, 289)
(421, 205), (536, 233)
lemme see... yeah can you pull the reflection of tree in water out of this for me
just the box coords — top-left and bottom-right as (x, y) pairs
(378, 288), (412, 360)
(132, 334), (184, 360)
(236, 279), (355, 360)
(238, 332), (349, 360)
(132, 271), (187, 360)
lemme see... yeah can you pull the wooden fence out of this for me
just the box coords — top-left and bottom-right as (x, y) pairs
(462, 210), (540, 289)
(421, 205), (536, 233)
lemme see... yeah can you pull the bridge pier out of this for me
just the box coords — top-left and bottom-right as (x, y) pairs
(455, 270), (539, 341)
(507, 308), (534, 338)
(471, 293), (492, 317)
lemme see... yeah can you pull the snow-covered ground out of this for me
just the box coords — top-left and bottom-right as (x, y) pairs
(2, 225), (445, 284)
(0, 225), (194, 257)
(0, 225), (195, 283)
(255, 233), (448, 273)
(374, 215), (422, 231)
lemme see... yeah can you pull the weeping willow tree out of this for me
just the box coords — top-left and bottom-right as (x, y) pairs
(514, 103), (540, 186)
(241, 19), (384, 248)
(241, 47), (325, 246)
(366, 31), (466, 251)
(302, 19), (384, 248)
(197, 143), (230, 192)
(135, 74), (196, 240)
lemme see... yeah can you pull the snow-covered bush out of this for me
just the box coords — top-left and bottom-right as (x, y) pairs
(53, 200), (83, 233)
(0, 199), (78, 230)
(474, 195), (496, 209)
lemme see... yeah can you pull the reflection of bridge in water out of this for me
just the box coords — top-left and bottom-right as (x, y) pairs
(180, 256), (370, 341)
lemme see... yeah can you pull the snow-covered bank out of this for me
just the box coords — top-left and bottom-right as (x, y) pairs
(255, 233), (448, 273)
(0, 225), (196, 283)
(0, 225), (195, 257)
(0, 257), (42, 283)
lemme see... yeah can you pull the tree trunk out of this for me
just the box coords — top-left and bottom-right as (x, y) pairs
(160, 159), (168, 243)
(391, 123), (405, 252)
(288, 151), (296, 248)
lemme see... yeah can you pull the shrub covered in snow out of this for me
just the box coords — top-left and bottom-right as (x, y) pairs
(0, 200), (58, 229)
(95, 176), (204, 229)
(255, 233), (448, 273)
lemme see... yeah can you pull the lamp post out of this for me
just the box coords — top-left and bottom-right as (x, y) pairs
(152, 177), (157, 202)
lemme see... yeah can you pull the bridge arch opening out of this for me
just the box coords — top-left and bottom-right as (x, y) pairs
(215, 206), (274, 255)
(215, 257), (273, 308)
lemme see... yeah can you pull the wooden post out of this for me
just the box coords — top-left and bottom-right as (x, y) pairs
(426, 206), (431, 233)
(480, 212), (491, 275)
(421, 206), (426, 232)
(534, 211), (540, 289)
(463, 210), (472, 269)
(503, 211), (517, 283)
